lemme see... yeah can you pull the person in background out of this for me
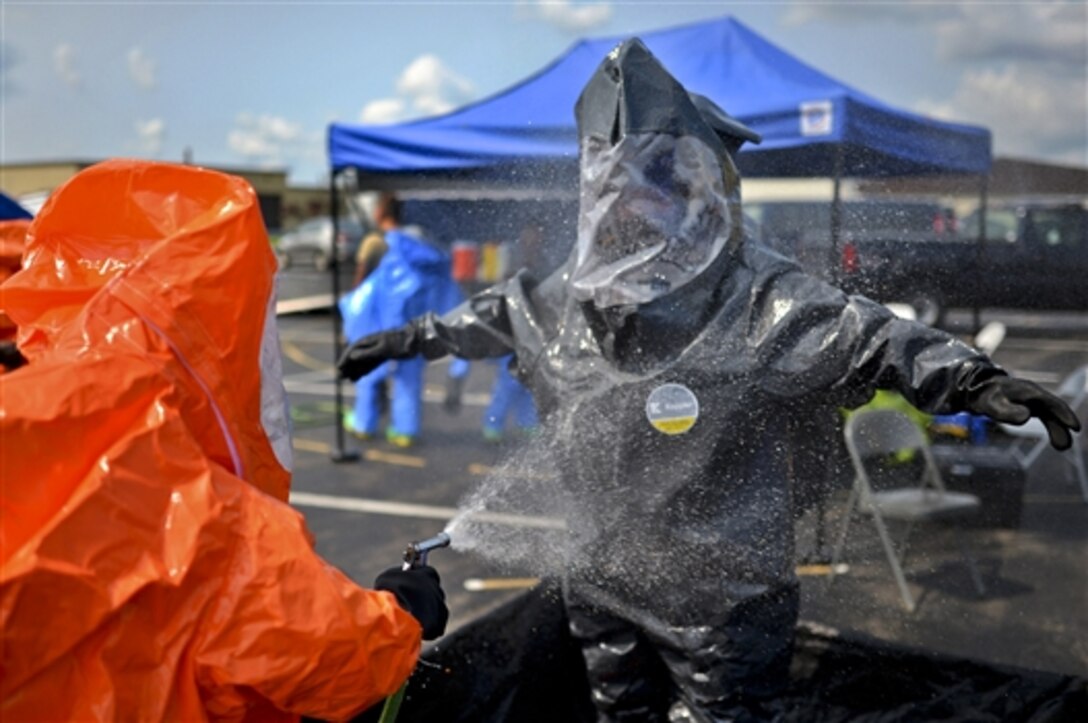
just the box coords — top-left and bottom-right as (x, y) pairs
(340, 192), (467, 448)
(0, 161), (447, 721)
(352, 195), (392, 289)
(481, 354), (538, 442)
(472, 221), (549, 442)
(344, 194), (393, 433)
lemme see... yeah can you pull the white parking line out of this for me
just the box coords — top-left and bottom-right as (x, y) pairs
(1006, 369), (1061, 384)
(285, 368), (339, 383)
(276, 294), (333, 315)
(292, 437), (427, 467)
(998, 338), (1088, 353)
(283, 378), (489, 406)
(289, 491), (566, 530)
(290, 491), (458, 521)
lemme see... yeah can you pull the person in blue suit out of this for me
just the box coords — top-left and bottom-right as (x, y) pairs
(482, 355), (538, 442)
(340, 194), (467, 448)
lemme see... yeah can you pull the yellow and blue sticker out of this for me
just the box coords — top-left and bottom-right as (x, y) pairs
(645, 383), (700, 435)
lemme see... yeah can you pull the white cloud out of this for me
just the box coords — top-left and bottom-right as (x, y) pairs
(525, 0), (612, 32)
(359, 54), (475, 124)
(228, 113), (320, 169)
(127, 47), (157, 90)
(396, 54), (474, 103)
(134, 117), (165, 155)
(917, 64), (1087, 165)
(784, 1), (949, 26)
(784, 1), (1087, 164)
(360, 98), (406, 124)
(53, 43), (80, 88)
(934, 4), (1086, 70)
(228, 128), (277, 158)
(1, 43), (20, 93)
(784, 2), (1085, 72)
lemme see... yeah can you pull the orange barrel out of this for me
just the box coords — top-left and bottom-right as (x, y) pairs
(451, 241), (479, 282)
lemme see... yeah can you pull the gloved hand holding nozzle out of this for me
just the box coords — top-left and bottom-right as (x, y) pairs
(374, 532), (451, 640)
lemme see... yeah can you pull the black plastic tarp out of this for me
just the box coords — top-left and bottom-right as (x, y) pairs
(341, 581), (1087, 723)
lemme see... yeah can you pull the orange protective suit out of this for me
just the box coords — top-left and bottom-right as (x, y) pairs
(0, 161), (421, 721)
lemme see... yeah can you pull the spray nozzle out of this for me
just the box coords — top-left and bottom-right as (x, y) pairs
(403, 532), (451, 570)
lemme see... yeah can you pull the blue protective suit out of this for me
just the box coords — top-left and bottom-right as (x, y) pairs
(340, 229), (466, 437)
(483, 355), (538, 437)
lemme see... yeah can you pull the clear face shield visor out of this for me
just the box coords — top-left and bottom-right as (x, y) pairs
(570, 133), (740, 309)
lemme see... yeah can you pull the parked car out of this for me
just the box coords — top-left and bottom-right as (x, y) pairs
(837, 201), (1088, 325)
(276, 216), (366, 271)
(948, 201), (1088, 312)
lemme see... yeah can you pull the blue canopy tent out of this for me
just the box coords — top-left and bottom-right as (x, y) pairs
(323, 15), (993, 461)
(0, 192), (33, 221)
(329, 15), (991, 187)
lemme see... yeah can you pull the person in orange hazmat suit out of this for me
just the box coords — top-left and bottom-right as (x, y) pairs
(0, 160), (447, 722)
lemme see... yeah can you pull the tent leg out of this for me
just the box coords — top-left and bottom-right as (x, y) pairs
(827, 147), (844, 287)
(972, 174), (988, 336)
(329, 169), (359, 464)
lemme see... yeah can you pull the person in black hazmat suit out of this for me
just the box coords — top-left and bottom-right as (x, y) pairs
(338, 40), (1081, 722)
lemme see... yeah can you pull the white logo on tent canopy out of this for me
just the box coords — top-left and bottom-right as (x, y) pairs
(800, 100), (833, 137)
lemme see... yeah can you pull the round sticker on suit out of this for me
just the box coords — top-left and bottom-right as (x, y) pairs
(645, 383), (700, 435)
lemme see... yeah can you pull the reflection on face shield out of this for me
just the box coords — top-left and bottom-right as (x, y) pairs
(571, 133), (738, 309)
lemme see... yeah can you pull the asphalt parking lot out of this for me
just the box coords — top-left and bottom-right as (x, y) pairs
(277, 267), (1088, 679)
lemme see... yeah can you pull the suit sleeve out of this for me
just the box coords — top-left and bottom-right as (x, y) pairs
(413, 277), (522, 361)
(751, 267), (998, 413)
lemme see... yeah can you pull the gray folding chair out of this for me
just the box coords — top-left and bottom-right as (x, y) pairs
(830, 409), (986, 612)
(1000, 365), (1088, 503)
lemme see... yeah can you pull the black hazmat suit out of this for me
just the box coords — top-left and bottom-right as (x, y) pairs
(340, 40), (1080, 723)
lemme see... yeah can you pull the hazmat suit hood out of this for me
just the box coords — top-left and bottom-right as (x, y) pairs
(569, 38), (760, 321)
(1, 160), (292, 500)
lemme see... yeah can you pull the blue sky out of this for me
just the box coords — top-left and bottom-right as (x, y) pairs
(2, 1), (1085, 186)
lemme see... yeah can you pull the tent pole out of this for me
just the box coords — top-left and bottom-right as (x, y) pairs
(329, 168), (359, 463)
(972, 173), (988, 335)
(828, 144), (844, 286)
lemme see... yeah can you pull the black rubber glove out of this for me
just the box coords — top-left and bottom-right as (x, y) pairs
(374, 565), (449, 640)
(965, 376), (1081, 451)
(338, 325), (419, 382)
(443, 375), (464, 415)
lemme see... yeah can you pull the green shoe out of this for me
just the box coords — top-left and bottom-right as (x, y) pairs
(386, 428), (415, 448)
(482, 427), (504, 443)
